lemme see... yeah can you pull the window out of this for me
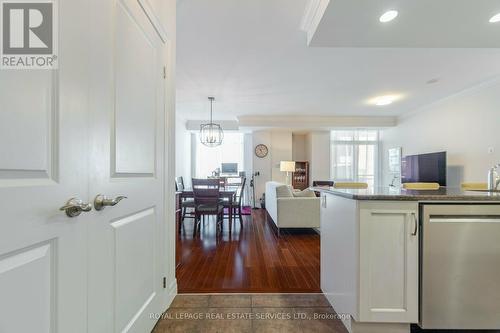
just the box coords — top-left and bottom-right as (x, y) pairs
(330, 130), (379, 187)
(193, 132), (244, 178)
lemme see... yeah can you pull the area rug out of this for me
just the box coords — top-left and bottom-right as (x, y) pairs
(241, 206), (252, 215)
(224, 206), (252, 215)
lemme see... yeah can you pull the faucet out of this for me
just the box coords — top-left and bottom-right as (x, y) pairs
(488, 164), (500, 190)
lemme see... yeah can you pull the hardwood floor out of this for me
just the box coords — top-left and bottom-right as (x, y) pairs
(176, 209), (321, 293)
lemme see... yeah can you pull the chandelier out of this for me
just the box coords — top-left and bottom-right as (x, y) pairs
(200, 96), (224, 147)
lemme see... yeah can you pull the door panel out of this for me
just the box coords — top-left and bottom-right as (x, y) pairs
(0, 242), (53, 333)
(88, 0), (167, 332)
(114, 0), (157, 176)
(0, 71), (56, 183)
(112, 208), (156, 332)
(0, 0), (89, 332)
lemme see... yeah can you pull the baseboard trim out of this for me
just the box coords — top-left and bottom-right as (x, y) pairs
(265, 209), (281, 236)
(164, 278), (177, 309)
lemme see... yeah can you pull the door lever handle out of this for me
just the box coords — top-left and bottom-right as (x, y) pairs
(60, 198), (92, 217)
(94, 194), (127, 211)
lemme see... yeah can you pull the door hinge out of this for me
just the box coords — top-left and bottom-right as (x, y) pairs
(162, 66), (166, 79)
(163, 277), (166, 289)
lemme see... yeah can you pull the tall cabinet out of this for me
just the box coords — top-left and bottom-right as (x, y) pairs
(292, 161), (309, 190)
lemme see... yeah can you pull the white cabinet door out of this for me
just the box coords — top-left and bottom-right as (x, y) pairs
(358, 202), (418, 323)
(320, 194), (359, 318)
(87, 0), (171, 332)
(0, 0), (89, 332)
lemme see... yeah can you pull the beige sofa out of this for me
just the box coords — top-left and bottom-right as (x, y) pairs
(265, 181), (320, 231)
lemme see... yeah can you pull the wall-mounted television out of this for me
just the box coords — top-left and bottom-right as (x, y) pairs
(221, 163), (238, 175)
(401, 151), (447, 186)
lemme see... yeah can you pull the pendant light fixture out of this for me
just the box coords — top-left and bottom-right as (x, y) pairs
(200, 96), (224, 147)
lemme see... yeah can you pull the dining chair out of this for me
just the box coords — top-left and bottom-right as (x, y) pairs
(192, 178), (223, 235)
(175, 177), (184, 191)
(176, 176), (196, 221)
(312, 180), (334, 187)
(223, 177), (246, 227)
(312, 180), (334, 196)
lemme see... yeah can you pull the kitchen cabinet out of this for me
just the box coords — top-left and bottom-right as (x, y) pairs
(358, 202), (418, 323)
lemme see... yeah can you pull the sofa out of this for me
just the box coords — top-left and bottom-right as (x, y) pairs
(265, 181), (320, 231)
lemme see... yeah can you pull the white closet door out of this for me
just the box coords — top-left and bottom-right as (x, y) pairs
(87, 0), (169, 332)
(0, 0), (90, 332)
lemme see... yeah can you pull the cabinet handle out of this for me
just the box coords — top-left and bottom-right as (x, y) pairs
(322, 195), (327, 208)
(411, 212), (418, 236)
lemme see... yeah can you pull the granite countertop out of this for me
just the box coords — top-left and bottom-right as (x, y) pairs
(311, 186), (500, 201)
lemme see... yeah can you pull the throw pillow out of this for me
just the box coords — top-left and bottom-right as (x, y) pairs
(276, 185), (293, 198)
(292, 189), (316, 198)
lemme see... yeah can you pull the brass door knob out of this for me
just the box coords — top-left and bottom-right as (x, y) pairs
(94, 194), (127, 211)
(60, 198), (92, 217)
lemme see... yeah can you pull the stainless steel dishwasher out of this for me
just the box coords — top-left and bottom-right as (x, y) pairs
(420, 204), (500, 330)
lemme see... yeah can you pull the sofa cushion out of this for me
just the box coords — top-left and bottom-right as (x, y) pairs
(276, 185), (293, 198)
(292, 189), (316, 198)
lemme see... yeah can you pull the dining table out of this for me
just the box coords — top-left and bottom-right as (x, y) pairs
(180, 187), (237, 225)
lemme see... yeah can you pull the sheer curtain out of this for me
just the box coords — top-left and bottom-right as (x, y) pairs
(193, 132), (244, 178)
(330, 130), (379, 187)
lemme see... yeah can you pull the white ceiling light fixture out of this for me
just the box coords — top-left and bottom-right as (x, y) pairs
(371, 95), (399, 106)
(379, 10), (398, 23)
(200, 96), (224, 147)
(489, 13), (500, 23)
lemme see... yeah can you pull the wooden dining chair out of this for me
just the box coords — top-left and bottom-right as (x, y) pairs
(223, 177), (246, 227)
(176, 176), (195, 221)
(192, 178), (223, 235)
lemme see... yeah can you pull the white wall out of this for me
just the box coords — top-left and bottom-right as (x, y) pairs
(175, 116), (192, 188)
(306, 131), (331, 185)
(270, 131), (293, 184)
(243, 133), (254, 206)
(292, 134), (307, 161)
(381, 79), (500, 187)
(251, 130), (293, 206)
(250, 130), (331, 202)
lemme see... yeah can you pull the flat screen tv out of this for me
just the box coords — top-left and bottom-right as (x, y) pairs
(401, 151), (447, 186)
(221, 163), (238, 175)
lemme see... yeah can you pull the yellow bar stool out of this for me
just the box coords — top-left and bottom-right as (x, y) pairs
(402, 182), (440, 190)
(333, 182), (368, 189)
(461, 182), (488, 191)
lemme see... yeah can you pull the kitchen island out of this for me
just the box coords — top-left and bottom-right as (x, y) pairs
(312, 186), (500, 333)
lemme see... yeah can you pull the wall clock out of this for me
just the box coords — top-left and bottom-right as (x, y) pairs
(255, 144), (268, 158)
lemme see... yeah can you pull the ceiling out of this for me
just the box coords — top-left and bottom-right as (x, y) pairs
(308, 0), (500, 47)
(176, 0), (500, 121)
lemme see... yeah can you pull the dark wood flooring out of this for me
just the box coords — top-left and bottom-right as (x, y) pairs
(176, 209), (321, 293)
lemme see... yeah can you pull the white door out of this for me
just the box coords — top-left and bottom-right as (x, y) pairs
(87, 0), (169, 332)
(0, 0), (89, 332)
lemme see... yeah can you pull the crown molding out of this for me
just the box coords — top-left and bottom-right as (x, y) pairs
(299, 0), (330, 45)
(237, 115), (397, 130)
(185, 120), (240, 131)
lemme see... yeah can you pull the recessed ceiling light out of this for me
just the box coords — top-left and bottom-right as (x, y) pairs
(379, 10), (398, 23)
(489, 13), (500, 23)
(372, 95), (398, 106)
